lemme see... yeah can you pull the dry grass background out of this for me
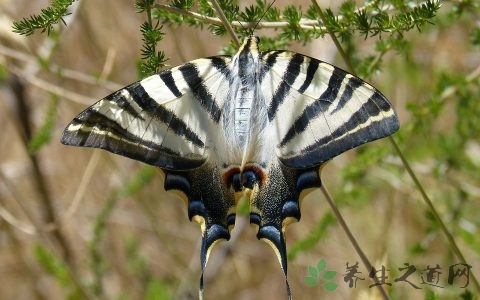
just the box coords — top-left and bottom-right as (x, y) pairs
(1, 1), (479, 299)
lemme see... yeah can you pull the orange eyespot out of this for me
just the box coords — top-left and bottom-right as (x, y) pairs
(222, 164), (267, 190)
(222, 166), (241, 191)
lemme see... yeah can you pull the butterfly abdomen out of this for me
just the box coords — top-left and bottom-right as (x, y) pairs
(228, 37), (268, 153)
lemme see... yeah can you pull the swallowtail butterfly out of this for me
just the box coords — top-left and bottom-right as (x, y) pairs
(61, 36), (399, 299)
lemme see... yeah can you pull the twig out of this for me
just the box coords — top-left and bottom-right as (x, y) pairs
(54, 151), (101, 231)
(388, 136), (480, 291)
(10, 75), (75, 261)
(210, 0), (240, 47)
(0, 150), (98, 234)
(0, 45), (122, 92)
(320, 186), (390, 299)
(440, 63), (480, 100)
(310, 2), (391, 299)
(0, 151), (93, 300)
(154, 1), (418, 32)
(312, 0), (480, 293)
(2, 223), (49, 300)
(4, 1), (95, 297)
(154, 3), (323, 30)
(8, 65), (93, 105)
(0, 169), (41, 235)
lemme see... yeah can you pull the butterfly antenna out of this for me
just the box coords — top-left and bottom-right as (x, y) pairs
(253, 0), (276, 32)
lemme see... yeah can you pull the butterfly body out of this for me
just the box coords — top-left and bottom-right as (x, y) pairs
(61, 36), (399, 299)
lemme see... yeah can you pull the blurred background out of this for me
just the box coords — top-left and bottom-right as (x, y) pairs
(0, 0), (479, 299)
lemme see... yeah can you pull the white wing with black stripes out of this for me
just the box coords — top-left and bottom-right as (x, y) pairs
(261, 50), (398, 168)
(62, 57), (234, 170)
(61, 36), (399, 300)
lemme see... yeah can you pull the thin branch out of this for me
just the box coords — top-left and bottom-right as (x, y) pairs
(8, 66), (92, 105)
(0, 151), (99, 234)
(0, 45), (122, 91)
(9, 75), (75, 264)
(21, 0), (82, 75)
(154, 3), (324, 30)
(310, 2), (390, 299)
(314, 4), (355, 72)
(154, 1), (418, 32)
(320, 186), (390, 300)
(210, 0), (240, 47)
(312, 0), (480, 293)
(1, 224), (48, 300)
(47, 151), (102, 232)
(1, 41), (118, 234)
(5, 3), (96, 296)
(440, 63), (480, 100)
(0, 164), (94, 300)
(0, 169), (41, 235)
(388, 136), (480, 291)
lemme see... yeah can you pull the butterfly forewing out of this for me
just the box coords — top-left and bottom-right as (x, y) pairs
(261, 51), (399, 168)
(61, 57), (235, 170)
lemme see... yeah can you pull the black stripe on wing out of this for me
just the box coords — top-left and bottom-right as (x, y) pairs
(109, 91), (144, 120)
(278, 98), (332, 148)
(61, 110), (206, 170)
(298, 59), (319, 93)
(209, 56), (232, 80)
(159, 70), (182, 98)
(259, 51), (285, 80)
(331, 75), (363, 114)
(280, 92), (399, 168)
(126, 83), (204, 148)
(179, 63), (222, 123)
(278, 66), (347, 147)
(267, 54), (305, 121)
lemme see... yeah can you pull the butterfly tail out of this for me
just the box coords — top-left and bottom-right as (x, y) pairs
(249, 164), (321, 299)
(257, 225), (292, 299)
(165, 166), (236, 298)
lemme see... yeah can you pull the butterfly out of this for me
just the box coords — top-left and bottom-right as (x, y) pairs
(61, 36), (399, 299)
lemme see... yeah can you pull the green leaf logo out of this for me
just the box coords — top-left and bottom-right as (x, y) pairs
(324, 282), (339, 292)
(305, 276), (317, 286)
(304, 259), (338, 292)
(317, 259), (327, 272)
(323, 270), (337, 280)
(309, 266), (318, 277)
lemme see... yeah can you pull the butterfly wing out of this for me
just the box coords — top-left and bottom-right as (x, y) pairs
(262, 51), (399, 168)
(246, 50), (399, 298)
(61, 56), (239, 297)
(61, 56), (232, 170)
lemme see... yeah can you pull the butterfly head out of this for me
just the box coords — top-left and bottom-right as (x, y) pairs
(238, 35), (260, 54)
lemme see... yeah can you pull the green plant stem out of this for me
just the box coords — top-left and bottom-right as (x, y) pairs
(320, 185), (390, 299)
(314, 6), (355, 73)
(388, 136), (480, 291)
(210, 0), (240, 47)
(10, 76), (73, 261)
(312, 0), (480, 293)
(9, 74), (92, 300)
